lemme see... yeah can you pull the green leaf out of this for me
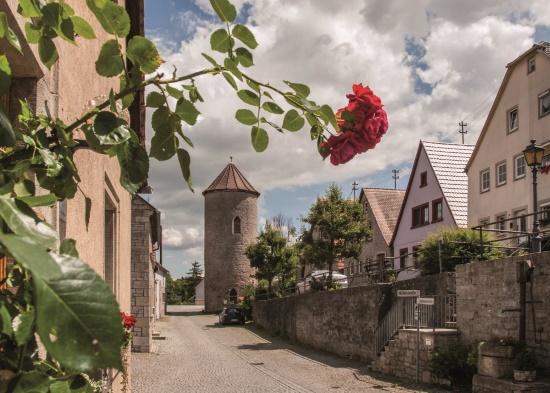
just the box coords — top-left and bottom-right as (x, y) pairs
(282, 109), (305, 132)
(222, 72), (237, 90)
(284, 81), (310, 98)
(86, 0), (130, 37)
(201, 53), (221, 69)
(49, 375), (93, 393)
(18, 0), (42, 18)
(246, 79), (260, 93)
(0, 106), (15, 148)
(13, 309), (35, 346)
(301, 98), (321, 111)
(340, 110), (355, 122)
(5, 371), (52, 393)
(0, 13), (22, 53)
(260, 118), (283, 133)
(251, 126), (268, 152)
(176, 149), (193, 192)
(38, 36), (58, 70)
(119, 74), (134, 109)
(235, 109), (258, 125)
(24, 22), (41, 44)
(17, 193), (58, 208)
(85, 197), (91, 230)
(13, 179), (35, 198)
(166, 85), (183, 99)
(93, 111), (131, 145)
(210, 28), (231, 53)
(116, 141), (148, 194)
(146, 91), (165, 108)
(0, 234), (60, 280)
(0, 303), (12, 335)
(235, 47), (254, 67)
(0, 198), (57, 250)
(209, 0), (237, 22)
(237, 89), (260, 106)
(262, 102), (284, 114)
(175, 98), (200, 126)
(60, 238), (79, 257)
(71, 16), (96, 39)
(42, 3), (75, 44)
(232, 24), (258, 49)
(127, 36), (163, 74)
(319, 104), (338, 131)
(224, 58), (243, 81)
(96, 39), (123, 77)
(34, 254), (125, 371)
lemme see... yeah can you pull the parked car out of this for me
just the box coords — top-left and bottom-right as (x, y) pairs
(296, 270), (348, 293)
(219, 306), (245, 325)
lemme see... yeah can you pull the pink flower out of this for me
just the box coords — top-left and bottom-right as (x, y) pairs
(322, 84), (388, 165)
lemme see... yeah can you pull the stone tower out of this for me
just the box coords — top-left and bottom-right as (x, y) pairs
(202, 163), (259, 312)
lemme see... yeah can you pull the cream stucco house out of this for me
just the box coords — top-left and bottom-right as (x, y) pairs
(465, 42), (550, 247)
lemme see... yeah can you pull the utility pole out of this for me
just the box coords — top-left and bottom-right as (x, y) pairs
(459, 121), (468, 144)
(392, 169), (399, 189)
(352, 181), (359, 200)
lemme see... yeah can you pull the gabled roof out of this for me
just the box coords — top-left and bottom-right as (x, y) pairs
(390, 141), (474, 246)
(360, 188), (405, 245)
(202, 163), (260, 196)
(424, 141), (474, 228)
(465, 41), (550, 171)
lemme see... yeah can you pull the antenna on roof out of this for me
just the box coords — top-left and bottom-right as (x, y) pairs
(392, 169), (399, 189)
(352, 181), (359, 200)
(459, 121), (468, 144)
(230, 156), (233, 163)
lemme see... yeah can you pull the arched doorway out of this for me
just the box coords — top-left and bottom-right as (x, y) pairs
(229, 288), (237, 304)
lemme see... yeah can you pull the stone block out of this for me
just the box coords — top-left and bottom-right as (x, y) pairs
(477, 353), (515, 379)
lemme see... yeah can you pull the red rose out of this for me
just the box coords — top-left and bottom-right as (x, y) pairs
(121, 312), (137, 329)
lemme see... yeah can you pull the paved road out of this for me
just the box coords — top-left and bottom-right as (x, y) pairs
(132, 305), (448, 393)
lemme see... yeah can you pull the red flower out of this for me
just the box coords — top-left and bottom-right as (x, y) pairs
(121, 312), (137, 330)
(322, 84), (388, 165)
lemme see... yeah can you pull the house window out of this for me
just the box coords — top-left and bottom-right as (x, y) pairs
(229, 288), (237, 304)
(432, 198), (443, 222)
(399, 248), (408, 269)
(350, 261), (355, 275)
(358, 260), (363, 274)
(480, 169), (490, 193)
(513, 209), (527, 233)
(495, 214), (506, 235)
(528, 57), (535, 73)
(479, 218), (489, 227)
(540, 203), (550, 227)
(233, 216), (241, 234)
(540, 91), (550, 117)
(104, 193), (119, 297)
(412, 203), (429, 227)
(376, 252), (386, 271)
(514, 155), (525, 179)
(420, 171), (427, 187)
(496, 162), (507, 186)
(412, 246), (420, 267)
(507, 108), (518, 133)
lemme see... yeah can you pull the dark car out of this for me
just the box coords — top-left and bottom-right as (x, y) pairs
(219, 306), (245, 325)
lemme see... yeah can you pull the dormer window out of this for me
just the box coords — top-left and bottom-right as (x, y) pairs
(233, 216), (241, 234)
(528, 57), (535, 73)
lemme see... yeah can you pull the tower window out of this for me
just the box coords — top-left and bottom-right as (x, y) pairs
(229, 288), (237, 304)
(233, 216), (241, 234)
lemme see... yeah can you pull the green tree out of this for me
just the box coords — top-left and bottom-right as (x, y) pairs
(245, 222), (296, 294)
(299, 183), (370, 287)
(186, 261), (203, 288)
(417, 227), (505, 275)
(0, 0), (342, 389)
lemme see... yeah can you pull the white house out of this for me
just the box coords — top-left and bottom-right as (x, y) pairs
(465, 41), (550, 247)
(390, 141), (474, 280)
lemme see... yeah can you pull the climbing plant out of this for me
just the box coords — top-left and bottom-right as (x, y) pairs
(0, 0), (353, 390)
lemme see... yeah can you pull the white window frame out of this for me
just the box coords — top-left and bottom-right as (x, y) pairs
(508, 108), (518, 133)
(541, 203), (550, 227)
(496, 162), (507, 186)
(514, 155), (525, 179)
(480, 169), (490, 192)
(496, 214), (506, 235)
(540, 90), (550, 117)
(528, 57), (535, 73)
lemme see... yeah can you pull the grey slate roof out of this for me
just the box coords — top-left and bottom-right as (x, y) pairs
(202, 163), (260, 196)
(362, 188), (405, 245)
(423, 141), (474, 228)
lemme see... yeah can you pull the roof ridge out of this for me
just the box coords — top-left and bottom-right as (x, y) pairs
(202, 163), (260, 196)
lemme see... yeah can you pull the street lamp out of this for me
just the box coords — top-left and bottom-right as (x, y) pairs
(522, 139), (545, 253)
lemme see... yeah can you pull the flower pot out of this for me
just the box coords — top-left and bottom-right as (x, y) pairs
(513, 369), (537, 382)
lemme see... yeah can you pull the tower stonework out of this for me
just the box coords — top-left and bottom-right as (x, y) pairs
(203, 163), (259, 312)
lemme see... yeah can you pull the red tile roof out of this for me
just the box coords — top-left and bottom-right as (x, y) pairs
(202, 163), (260, 196)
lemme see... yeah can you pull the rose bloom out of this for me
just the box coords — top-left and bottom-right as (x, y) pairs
(121, 312), (137, 329)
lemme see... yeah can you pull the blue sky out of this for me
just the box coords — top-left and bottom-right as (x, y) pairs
(143, 0), (549, 278)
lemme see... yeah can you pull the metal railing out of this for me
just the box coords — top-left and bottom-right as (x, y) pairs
(374, 295), (457, 356)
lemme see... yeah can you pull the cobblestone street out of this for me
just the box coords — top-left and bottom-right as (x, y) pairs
(132, 305), (450, 393)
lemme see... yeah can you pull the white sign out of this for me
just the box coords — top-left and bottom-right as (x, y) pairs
(417, 297), (435, 305)
(426, 338), (433, 346)
(397, 290), (420, 297)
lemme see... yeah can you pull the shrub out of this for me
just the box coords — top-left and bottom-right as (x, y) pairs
(418, 227), (505, 275)
(428, 341), (478, 388)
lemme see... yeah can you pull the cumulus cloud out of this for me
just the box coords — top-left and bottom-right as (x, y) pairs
(146, 0), (546, 275)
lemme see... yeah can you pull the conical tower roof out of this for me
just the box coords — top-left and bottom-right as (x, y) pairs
(202, 163), (260, 196)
